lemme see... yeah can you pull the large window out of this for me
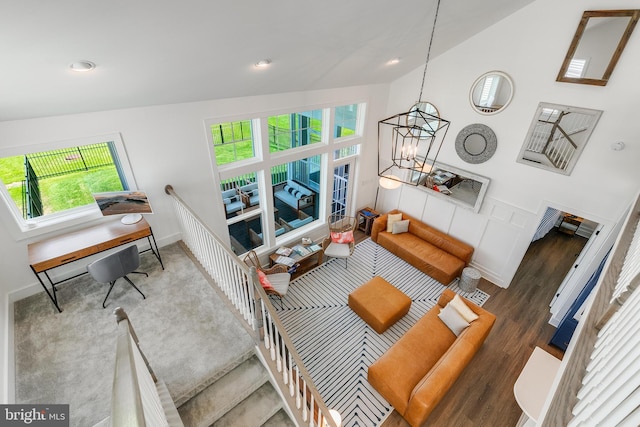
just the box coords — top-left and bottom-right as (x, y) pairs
(269, 110), (323, 153)
(211, 120), (255, 166)
(334, 104), (359, 138)
(271, 155), (321, 237)
(209, 103), (364, 255)
(0, 137), (131, 225)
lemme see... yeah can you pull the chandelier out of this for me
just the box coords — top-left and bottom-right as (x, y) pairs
(377, 0), (449, 189)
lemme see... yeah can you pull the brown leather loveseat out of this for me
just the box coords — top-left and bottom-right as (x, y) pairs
(367, 289), (496, 427)
(370, 210), (473, 285)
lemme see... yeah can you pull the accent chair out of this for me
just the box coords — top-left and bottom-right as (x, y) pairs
(243, 250), (291, 308)
(322, 214), (357, 268)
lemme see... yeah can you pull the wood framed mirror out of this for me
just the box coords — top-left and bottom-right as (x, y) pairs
(557, 10), (640, 86)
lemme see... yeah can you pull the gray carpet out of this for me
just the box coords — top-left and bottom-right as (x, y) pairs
(13, 243), (254, 427)
(276, 239), (490, 427)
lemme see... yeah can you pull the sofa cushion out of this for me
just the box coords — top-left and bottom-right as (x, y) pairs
(331, 230), (354, 243)
(324, 242), (352, 258)
(408, 218), (473, 264)
(438, 303), (470, 336)
(287, 215), (313, 228)
(377, 232), (466, 285)
(367, 305), (456, 415)
(386, 213), (403, 232)
(392, 219), (410, 234)
(256, 270), (275, 292)
(240, 183), (258, 193)
(274, 181), (313, 210)
(450, 294), (479, 323)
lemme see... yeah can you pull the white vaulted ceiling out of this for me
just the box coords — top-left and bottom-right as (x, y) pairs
(0, 0), (535, 121)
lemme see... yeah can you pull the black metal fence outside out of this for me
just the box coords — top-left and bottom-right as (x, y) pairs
(23, 159), (43, 219)
(19, 142), (117, 219)
(26, 142), (114, 179)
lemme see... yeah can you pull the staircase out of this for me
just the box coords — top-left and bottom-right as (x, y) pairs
(177, 353), (295, 427)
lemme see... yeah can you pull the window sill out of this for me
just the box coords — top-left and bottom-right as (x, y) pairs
(4, 206), (105, 242)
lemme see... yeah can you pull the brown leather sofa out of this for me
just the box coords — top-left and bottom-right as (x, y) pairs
(370, 210), (473, 285)
(367, 289), (496, 427)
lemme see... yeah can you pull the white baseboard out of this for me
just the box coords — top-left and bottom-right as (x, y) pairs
(9, 232), (181, 303)
(469, 262), (509, 289)
(1, 291), (15, 404)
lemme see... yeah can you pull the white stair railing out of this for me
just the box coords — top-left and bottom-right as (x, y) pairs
(107, 307), (183, 427)
(164, 185), (339, 427)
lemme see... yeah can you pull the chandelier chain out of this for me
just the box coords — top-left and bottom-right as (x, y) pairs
(418, 0), (442, 103)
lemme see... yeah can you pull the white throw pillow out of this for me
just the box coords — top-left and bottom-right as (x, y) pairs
(438, 304), (470, 336)
(392, 219), (410, 234)
(450, 294), (479, 323)
(386, 213), (403, 232)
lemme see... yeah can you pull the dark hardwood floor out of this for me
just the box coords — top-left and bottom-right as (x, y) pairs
(354, 228), (588, 426)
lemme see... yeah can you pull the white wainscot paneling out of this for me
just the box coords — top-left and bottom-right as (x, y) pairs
(474, 220), (520, 285)
(378, 186), (402, 213)
(421, 194), (456, 232)
(473, 199), (535, 287)
(449, 207), (487, 248)
(398, 186), (429, 219)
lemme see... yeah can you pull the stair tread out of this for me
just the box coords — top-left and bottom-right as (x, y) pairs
(262, 409), (296, 427)
(212, 382), (283, 427)
(173, 348), (255, 408)
(178, 355), (270, 427)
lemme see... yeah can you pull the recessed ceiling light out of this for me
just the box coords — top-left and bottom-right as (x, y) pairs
(387, 58), (401, 65)
(69, 61), (96, 72)
(254, 59), (272, 68)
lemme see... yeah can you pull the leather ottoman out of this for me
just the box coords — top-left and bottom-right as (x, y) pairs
(348, 276), (411, 333)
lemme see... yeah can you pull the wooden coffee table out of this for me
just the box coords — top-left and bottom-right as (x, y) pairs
(269, 241), (324, 279)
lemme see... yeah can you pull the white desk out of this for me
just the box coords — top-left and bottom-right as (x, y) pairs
(514, 347), (561, 427)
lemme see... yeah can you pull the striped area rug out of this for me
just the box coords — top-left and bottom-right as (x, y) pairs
(275, 238), (489, 427)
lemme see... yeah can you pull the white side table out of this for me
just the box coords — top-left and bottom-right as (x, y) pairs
(459, 267), (481, 292)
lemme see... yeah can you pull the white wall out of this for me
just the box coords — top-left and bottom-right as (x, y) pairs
(380, 0), (640, 288)
(0, 84), (389, 403)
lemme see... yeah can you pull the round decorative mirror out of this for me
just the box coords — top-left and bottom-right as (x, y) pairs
(455, 123), (497, 164)
(469, 71), (514, 115)
(406, 101), (440, 137)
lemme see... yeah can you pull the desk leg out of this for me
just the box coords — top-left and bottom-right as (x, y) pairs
(147, 230), (164, 270)
(31, 267), (62, 313)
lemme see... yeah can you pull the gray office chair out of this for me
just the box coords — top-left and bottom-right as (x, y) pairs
(87, 245), (148, 308)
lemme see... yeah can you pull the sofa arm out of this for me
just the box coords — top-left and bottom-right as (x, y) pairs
(297, 193), (315, 210)
(371, 214), (388, 242)
(371, 209), (402, 242)
(278, 217), (293, 231)
(404, 339), (479, 427)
